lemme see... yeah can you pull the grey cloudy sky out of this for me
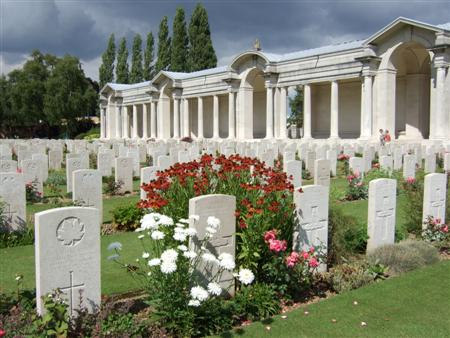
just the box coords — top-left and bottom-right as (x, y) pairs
(1, 0), (449, 81)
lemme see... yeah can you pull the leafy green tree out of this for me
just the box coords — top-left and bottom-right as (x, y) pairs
(171, 7), (189, 72)
(0, 75), (13, 137)
(44, 55), (97, 136)
(130, 34), (143, 83)
(144, 32), (155, 80)
(99, 34), (115, 88)
(155, 16), (172, 72)
(188, 3), (217, 71)
(116, 38), (129, 83)
(288, 86), (303, 127)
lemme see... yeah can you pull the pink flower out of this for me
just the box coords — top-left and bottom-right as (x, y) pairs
(264, 230), (277, 243)
(441, 225), (448, 233)
(269, 239), (287, 252)
(406, 177), (416, 184)
(308, 257), (319, 268)
(302, 251), (309, 260)
(353, 171), (360, 178)
(286, 252), (300, 268)
(356, 182), (363, 187)
(309, 247), (315, 254)
(435, 218), (442, 225)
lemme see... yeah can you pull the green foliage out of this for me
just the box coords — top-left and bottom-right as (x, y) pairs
(191, 298), (235, 336)
(328, 206), (367, 265)
(329, 261), (375, 293)
(100, 312), (146, 336)
(143, 32), (155, 80)
(31, 290), (69, 337)
(171, 7), (189, 72)
(99, 34), (116, 88)
(26, 182), (42, 203)
(233, 283), (281, 321)
(188, 3), (217, 71)
(45, 170), (66, 186)
(116, 37), (129, 84)
(103, 176), (124, 196)
(367, 240), (440, 276)
(74, 126), (100, 140)
(156, 16), (172, 72)
(130, 34), (143, 83)
(401, 174), (425, 234)
(0, 228), (35, 248)
(111, 203), (144, 231)
(344, 172), (368, 201)
(288, 85), (303, 127)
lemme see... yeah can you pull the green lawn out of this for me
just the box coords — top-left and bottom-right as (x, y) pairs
(0, 231), (144, 295)
(218, 260), (450, 338)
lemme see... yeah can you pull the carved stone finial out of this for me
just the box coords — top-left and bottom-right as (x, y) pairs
(254, 38), (261, 51)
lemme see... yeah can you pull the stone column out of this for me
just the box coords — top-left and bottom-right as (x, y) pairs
(330, 80), (339, 138)
(431, 66), (447, 139)
(100, 106), (105, 139)
(213, 95), (219, 138)
(150, 101), (156, 139)
(360, 75), (373, 139)
(173, 98), (180, 138)
(198, 97), (204, 139)
(132, 104), (138, 138)
(142, 103), (149, 139)
(303, 84), (312, 139)
(115, 105), (121, 139)
(266, 86), (274, 138)
(183, 98), (190, 138)
(228, 91), (235, 139)
(279, 87), (287, 139)
(122, 106), (129, 139)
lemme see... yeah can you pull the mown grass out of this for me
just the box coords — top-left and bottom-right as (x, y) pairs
(217, 260), (450, 338)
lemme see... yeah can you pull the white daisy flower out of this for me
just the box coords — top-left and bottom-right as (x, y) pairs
(184, 228), (197, 237)
(190, 286), (209, 301)
(188, 299), (201, 307)
(161, 249), (178, 262)
(158, 215), (174, 227)
(178, 218), (190, 224)
(148, 258), (161, 266)
(202, 252), (218, 265)
(237, 268), (255, 285)
(219, 257), (235, 270)
(207, 282), (222, 296)
(189, 214), (200, 222)
(183, 251), (197, 259)
(138, 235), (145, 239)
(177, 245), (188, 251)
(151, 230), (165, 240)
(107, 242), (122, 251)
(173, 232), (187, 242)
(160, 260), (177, 274)
(142, 252), (150, 259)
(207, 216), (220, 229)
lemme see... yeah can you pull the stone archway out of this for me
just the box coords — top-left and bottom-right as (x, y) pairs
(388, 42), (431, 139)
(239, 68), (267, 139)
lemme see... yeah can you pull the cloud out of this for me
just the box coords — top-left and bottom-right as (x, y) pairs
(1, 0), (448, 80)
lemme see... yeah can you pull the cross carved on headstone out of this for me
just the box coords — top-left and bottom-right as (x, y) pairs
(376, 196), (394, 241)
(60, 270), (85, 316)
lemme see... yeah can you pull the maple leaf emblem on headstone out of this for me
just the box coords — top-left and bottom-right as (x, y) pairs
(56, 217), (85, 246)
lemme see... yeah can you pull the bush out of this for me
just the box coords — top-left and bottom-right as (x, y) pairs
(367, 240), (440, 276)
(401, 176), (424, 234)
(233, 283), (281, 321)
(111, 203), (144, 231)
(0, 228), (34, 248)
(74, 126), (100, 140)
(25, 182), (42, 203)
(328, 206), (367, 265)
(344, 171), (367, 200)
(329, 261), (375, 293)
(103, 176), (124, 196)
(45, 170), (66, 186)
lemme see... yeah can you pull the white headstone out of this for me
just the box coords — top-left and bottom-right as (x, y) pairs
(293, 185), (329, 271)
(66, 158), (86, 193)
(393, 148), (403, 170)
(115, 157), (133, 194)
(349, 157), (364, 176)
(140, 166), (160, 199)
(48, 150), (62, 170)
(189, 194), (236, 295)
(35, 207), (100, 316)
(32, 154), (48, 182)
(157, 155), (172, 171)
(97, 151), (114, 177)
(424, 154), (436, 174)
(367, 178), (397, 252)
(422, 173), (447, 226)
(22, 159), (44, 195)
(72, 169), (102, 224)
(403, 154), (416, 179)
(379, 155), (393, 172)
(284, 160), (302, 188)
(444, 153), (450, 172)
(0, 173), (26, 231)
(314, 159), (330, 187)
(326, 149), (337, 177)
(305, 151), (316, 177)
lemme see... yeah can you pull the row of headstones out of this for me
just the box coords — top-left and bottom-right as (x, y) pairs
(33, 171), (447, 316)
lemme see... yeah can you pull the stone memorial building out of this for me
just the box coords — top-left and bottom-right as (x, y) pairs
(99, 17), (450, 141)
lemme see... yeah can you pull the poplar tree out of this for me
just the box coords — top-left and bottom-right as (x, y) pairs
(130, 34), (143, 83)
(116, 38), (129, 84)
(144, 32), (155, 80)
(188, 3), (217, 71)
(99, 34), (115, 87)
(155, 16), (172, 73)
(171, 7), (189, 72)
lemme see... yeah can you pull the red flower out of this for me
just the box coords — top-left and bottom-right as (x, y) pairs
(239, 220), (248, 229)
(0, 330), (5, 337)
(302, 251), (309, 260)
(269, 239), (287, 252)
(442, 225), (448, 233)
(308, 257), (319, 268)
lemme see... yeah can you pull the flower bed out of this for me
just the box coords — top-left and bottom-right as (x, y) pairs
(139, 154), (295, 275)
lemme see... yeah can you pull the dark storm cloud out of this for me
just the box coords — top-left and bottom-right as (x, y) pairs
(1, 0), (449, 79)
